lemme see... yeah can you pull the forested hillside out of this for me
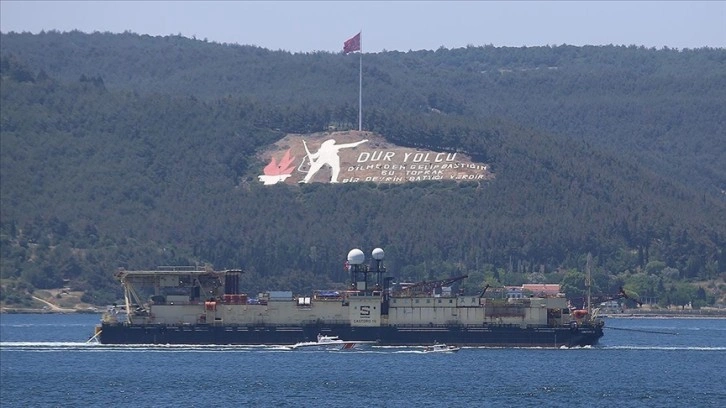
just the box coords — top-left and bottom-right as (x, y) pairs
(1, 31), (725, 309)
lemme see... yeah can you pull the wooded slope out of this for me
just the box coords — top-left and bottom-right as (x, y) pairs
(1, 31), (724, 307)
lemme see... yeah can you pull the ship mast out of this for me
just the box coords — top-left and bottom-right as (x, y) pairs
(586, 253), (592, 319)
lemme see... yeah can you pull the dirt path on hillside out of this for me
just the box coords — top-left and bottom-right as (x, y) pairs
(31, 296), (76, 313)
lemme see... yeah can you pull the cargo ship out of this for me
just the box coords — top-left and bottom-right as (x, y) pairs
(94, 248), (604, 347)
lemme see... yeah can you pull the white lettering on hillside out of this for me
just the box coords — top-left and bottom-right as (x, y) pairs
(342, 149), (488, 183)
(261, 136), (492, 185)
(357, 151), (459, 164)
(357, 151), (396, 162)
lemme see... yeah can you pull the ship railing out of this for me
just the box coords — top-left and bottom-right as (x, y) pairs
(391, 322), (553, 329)
(103, 318), (356, 328)
(312, 295), (344, 301)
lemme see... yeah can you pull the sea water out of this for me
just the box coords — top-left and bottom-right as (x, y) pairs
(1, 314), (724, 407)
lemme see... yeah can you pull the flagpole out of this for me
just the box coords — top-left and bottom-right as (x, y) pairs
(358, 30), (362, 132)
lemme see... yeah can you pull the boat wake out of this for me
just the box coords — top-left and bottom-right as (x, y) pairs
(0, 342), (439, 354)
(5, 342), (721, 353)
(0, 342), (294, 352)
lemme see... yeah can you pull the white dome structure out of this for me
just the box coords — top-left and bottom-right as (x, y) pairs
(347, 248), (365, 265)
(372, 248), (385, 260)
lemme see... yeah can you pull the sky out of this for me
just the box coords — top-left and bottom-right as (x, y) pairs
(1, 1), (724, 52)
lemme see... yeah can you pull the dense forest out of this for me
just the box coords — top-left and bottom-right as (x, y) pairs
(1, 31), (725, 310)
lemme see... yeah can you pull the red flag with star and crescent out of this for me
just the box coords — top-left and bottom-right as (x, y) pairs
(343, 32), (361, 54)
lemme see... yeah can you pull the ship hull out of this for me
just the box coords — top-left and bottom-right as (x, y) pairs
(99, 322), (602, 347)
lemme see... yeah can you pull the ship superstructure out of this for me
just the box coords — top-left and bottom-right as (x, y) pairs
(97, 248), (604, 347)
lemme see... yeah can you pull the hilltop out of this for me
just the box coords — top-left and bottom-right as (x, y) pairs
(1, 31), (724, 311)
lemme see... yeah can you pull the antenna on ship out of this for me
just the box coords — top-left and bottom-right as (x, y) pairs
(348, 248), (368, 293)
(347, 247), (386, 296)
(586, 253), (593, 320)
(372, 247), (385, 289)
(371, 248), (390, 315)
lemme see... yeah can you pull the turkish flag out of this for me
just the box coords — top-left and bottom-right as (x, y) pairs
(343, 32), (361, 54)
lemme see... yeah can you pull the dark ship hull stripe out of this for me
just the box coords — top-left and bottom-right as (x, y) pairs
(100, 323), (603, 347)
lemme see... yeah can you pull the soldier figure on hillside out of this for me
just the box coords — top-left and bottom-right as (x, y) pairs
(300, 138), (368, 183)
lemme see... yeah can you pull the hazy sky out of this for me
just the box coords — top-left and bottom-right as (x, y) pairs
(1, 1), (724, 52)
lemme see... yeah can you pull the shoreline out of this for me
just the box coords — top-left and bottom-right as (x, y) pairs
(0, 307), (101, 314)
(600, 309), (726, 318)
(1, 295), (101, 314)
(602, 314), (726, 319)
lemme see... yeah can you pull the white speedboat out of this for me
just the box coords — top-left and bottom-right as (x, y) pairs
(422, 343), (460, 353)
(289, 334), (375, 350)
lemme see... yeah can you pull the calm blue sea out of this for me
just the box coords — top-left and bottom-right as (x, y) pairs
(1, 314), (724, 407)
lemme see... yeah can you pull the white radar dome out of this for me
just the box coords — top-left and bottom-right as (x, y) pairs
(347, 249), (365, 265)
(372, 248), (385, 260)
